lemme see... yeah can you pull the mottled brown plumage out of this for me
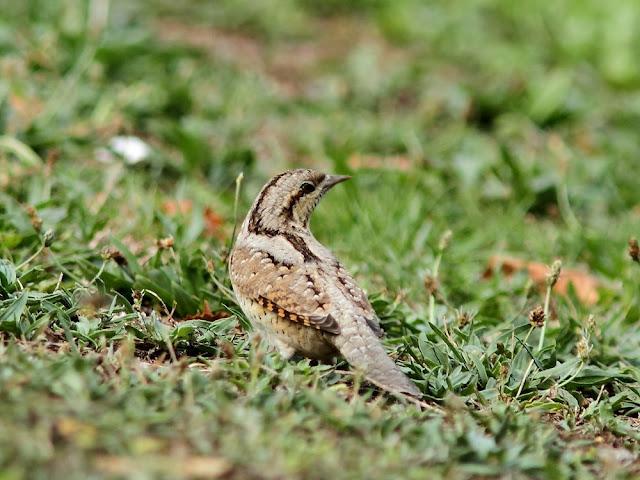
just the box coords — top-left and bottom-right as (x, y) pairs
(229, 169), (420, 396)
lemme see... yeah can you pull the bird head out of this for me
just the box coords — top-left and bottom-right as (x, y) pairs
(246, 169), (350, 234)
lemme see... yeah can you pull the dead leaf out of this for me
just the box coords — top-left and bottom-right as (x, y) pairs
(162, 199), (193, 216)
(183, 300), (230, 322)
(484, 255), (600, 305)
(203, 207), (225, 238)
(162, 201), (225, 239)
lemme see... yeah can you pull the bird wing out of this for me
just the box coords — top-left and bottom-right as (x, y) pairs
(230, 246), (340, 335)
(333, 261), (384, 337)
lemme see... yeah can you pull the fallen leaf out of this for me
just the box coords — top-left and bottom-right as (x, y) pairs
(183, 300), (230, 322)
(162, 199), (193, 216)
(203, 207), (225, 238)
(484, 255), (600, 305)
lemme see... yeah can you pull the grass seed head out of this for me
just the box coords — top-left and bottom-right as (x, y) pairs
(629, 237), (639, 263)
(157, 236), (174, 249)
(546, 260), (562, 287)
(424, 274), (439, 295)
(528, 305), (545, 328)
(132, 290), (143, 312)
(101, 246), (127, 266)
(206, 259), (215, 273)
(26, 206), (43, 232)
(456, 309), (474, 328)
(43, 229), (55, 247)
(576, 336), (591, 360)
(438, 229), (453, 251)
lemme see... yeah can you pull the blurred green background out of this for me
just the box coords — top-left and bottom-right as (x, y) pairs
(1, 1), (640, 478)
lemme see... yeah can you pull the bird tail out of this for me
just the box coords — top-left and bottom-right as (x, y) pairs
(334, 320), (421, 397)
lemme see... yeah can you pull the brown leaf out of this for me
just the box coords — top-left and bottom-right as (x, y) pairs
(203, 207), (225, 239)
(484, 255), (600, 305)
(183, 300), (230, 322)
(162, 199), (193, 216)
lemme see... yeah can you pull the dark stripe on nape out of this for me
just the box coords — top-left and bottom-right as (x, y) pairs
(282, 232), (319, 262)
(248, 171), (288, 233)
(254, 227), (319, 263)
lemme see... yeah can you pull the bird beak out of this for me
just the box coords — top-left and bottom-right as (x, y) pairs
(324, 175), (351, 190)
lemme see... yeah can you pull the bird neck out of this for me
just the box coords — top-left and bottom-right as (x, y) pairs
(242, 209), (314, 239)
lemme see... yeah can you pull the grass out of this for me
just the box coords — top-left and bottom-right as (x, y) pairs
(1, 0), (640, 478)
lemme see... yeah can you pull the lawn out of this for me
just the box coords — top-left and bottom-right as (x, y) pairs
(1, 0), (640, 478)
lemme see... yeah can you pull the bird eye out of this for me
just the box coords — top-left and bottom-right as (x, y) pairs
(300, 182), (316, 194)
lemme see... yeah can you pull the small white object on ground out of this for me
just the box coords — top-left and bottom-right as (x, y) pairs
(109, 136), (151, 164)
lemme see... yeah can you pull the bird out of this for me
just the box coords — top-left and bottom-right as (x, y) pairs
(229, 169), (421, 397)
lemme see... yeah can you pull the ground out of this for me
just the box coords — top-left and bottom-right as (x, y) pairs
(1, 1), (640, 478)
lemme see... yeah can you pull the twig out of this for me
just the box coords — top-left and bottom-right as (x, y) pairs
(17, 244), (45, 270)
(537, 281), (553, 352)
(228, 172), (244, 262)
(428, 253), (442, 326)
